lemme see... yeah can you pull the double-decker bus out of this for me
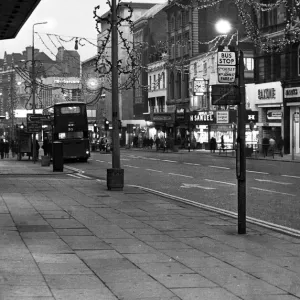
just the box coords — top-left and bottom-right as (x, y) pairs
(43, 101), (90, 162)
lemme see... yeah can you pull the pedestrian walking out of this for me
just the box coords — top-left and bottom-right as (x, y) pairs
(4, 140), (9, 158)
(277, 136), (284, 157)
(210, 137), (217, 153)
(149, 137), (154, 149)
(155, 136), (160, 151)
(187, 140), (191, 152)
(42, 138), (49, 156)
(262, 137), (269, 157)
(0, 139), (4, 159)
(221, 135), (225, 152)
(10, 140), (16, 158)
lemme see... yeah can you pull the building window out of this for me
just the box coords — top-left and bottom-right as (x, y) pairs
(162, 72), (165, 89)
(244, 57), (254, 71)
(194, 62), (197, 75)
(153, 75), (156, 90)
(149, 76), (152, 91)
(203, 61), (207, 76)
(298, 45), (300, 76)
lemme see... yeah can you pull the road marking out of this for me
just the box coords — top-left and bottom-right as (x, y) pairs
(162, 160), (177, 163)
(180, 183), (215, 190)
(184, 162), (200, 166)
(205, 179), (236, 186)
(282, 175), (300, 179)
(76, 173), (92, 179)
(124, 165), (140, 169)
(169, 173), (193, 178)
(251, 187), (296, 197)
(121, 158), (130, 161)
(67, 174), (82, 179)
(146, 169), (162, 173)
(107, 162), (112, 164)
(147, 158), (160, 161)
(129, 185), (300, 238)
(65, 166), (84, 173)
(255, 179), (292, 185)
(96, 160), (105, 163)
(209, 165), (230, 170)
(246, 170), (269, 175)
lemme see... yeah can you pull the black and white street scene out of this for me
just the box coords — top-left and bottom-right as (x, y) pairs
(1, 0), (300, 299)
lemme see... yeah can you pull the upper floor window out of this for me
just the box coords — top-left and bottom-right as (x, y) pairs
(149, 76), (152, 91)
(162, 72), (165, 89)
(177, 12), (182, 29)
(298, 45), (300, 76)
(244, 57), (254, 71)
(203, 61), (207, 75)
(153, 75), (156, 90)
(194, 62), (197, 75)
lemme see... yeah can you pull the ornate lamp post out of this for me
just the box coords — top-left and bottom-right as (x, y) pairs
(32, 21), (47, 163)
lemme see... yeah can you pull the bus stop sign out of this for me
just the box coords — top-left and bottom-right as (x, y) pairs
(217, 45), (237, 83)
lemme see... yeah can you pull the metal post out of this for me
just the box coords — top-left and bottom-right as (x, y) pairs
(292, 113), (295, 160)
(32, 25), (36, 163)
(10, 72), (14, 140)
(107, 0), (124, 190)
(237, 50), (246, 234)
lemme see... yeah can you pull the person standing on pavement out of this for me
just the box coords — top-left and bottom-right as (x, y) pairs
(0, 139), (5, 159)
(221, 135), (225, 152)
(4, 140), (9, 158)
(262, 136), (269, 157)
(277, 136), (284, 157)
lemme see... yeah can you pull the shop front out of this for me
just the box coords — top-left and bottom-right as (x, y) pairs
(152, 112), (174, 140)
(254, 82), (283, 146)
(284, 86), (300, 154)
(189, 111), (215, 149)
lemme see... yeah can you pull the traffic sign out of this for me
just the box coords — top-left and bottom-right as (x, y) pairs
(27, 114), (51, 122)
(217, 46), (237, 83)
(27, 114), (42, 133)
(211, 84), (240, 105)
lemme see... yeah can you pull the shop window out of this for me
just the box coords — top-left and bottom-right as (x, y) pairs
(162, 72), (165, 89)
(153, 75), (156, 90)
(149, 76), (152, 91)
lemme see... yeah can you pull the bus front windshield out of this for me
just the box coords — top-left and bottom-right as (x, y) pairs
(58, 131), (84, 139)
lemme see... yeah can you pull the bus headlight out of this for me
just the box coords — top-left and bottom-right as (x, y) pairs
(86, 150), (90, 154)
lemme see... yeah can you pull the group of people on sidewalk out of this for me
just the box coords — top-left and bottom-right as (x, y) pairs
(0, 139), (16, 159)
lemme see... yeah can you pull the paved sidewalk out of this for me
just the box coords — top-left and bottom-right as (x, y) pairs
(1, 159), (300, 299)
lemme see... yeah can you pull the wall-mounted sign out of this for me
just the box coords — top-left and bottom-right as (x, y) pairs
(190, 111), (215, 123)
(254, 82), (282, 104)
(284, 87), (300, 98)
(216, 111), (229, 123)
(152, 113), (173, 122)
(266, 110), (282, 120)
(258, 88), (276, 100)
(175, 108), (186, 122)
(193, 78), (207, 96)
(246, 111), (258, 123)
(217, 45), (237, 83)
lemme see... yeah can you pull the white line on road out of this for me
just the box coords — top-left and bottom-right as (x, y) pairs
(209, 165), (230, 170)
(65, 166), (84, 173)
(75, 173), (92, 179)
(107, 162), (112, 164)
(251, 187), (296, 197)
(147, 158), (160, 161)
(205, 179), (236, 186)
(67, 174), (82, 179)
(168, 173), (193, 178)
(124, 165), (140, 168)
(146, 169), (162, 173)
(180, 183), (215, 190)
(120, 158), (130, 161)
(282, 175), (300, 179)
(96, 160), (105, 163)
(184, 162), (200, 166)
(162, 160), (177, 163)
(246, 170), (269, 175)
(255, 179), (292, 185)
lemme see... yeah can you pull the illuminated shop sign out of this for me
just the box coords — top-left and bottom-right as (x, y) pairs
(284, 87), (300, 98)
(258, 88), (276, 100)
(190, 111), (215, 123)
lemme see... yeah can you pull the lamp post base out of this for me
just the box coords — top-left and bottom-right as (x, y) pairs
(107, 168), (124, 191)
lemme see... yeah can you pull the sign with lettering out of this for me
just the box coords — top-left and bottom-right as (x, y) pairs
(246, 111), (258, 123)
(216, 111), (229, 123)
(152, 113), (173, 122)
(267, 110), (282, 121)
(217, 46), (237, 83)
(254, 82), (282, 104)
(190, 111), (215, 124)
(284, 87), (300, 98)
(193, 78), (207, 96)
(211, 84), (239, 105)
(27, 114), (42, 133)
(258, 88), (276, 100)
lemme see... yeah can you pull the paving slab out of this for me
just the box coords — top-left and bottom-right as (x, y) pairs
(2, 158), (300, 299)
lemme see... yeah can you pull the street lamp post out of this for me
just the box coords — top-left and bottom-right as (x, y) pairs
(106, 0), (124, 190)
(32, 22), (47, 163)
(215, 19), (246, 234)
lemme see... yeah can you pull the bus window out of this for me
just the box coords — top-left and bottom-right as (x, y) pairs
(60, 106), (81, 114)
(58, 131), (83, 139)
